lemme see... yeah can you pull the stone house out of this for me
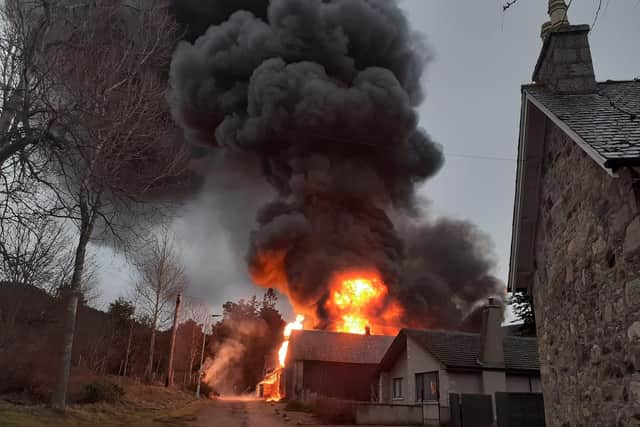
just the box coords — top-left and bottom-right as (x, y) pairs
(509, 1), (640, 425)
(375, 299), (541, 425)
(283, 329), (394, 402)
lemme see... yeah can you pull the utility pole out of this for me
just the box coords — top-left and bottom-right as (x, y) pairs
(165, 293), (182, 387)
(196, 313), (221, 399)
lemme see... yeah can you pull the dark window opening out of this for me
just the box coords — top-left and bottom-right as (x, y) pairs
(415, 371), (439, 403)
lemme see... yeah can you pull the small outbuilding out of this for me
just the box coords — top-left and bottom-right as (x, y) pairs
(283, 329), (394, 402)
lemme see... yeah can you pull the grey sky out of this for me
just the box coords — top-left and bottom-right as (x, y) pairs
(94, 0), (640, 318)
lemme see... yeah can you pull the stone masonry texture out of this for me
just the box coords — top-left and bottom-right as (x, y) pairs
(535, 29), (597, 94)
(533, 119), (640, 427)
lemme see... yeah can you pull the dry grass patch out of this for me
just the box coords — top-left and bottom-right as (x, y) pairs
(0, 377), (209, 427)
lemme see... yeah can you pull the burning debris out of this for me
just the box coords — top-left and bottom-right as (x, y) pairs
(278, 314), (304, 368)
(258, 314), (304, 401)
(169, 0), (503, 337)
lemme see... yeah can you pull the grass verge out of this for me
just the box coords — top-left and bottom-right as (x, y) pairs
(0, 378), (210, 427)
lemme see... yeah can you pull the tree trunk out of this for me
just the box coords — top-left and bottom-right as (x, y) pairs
(145, 327), (157, 382)
(145, 288), (161, 382)
(188, 326), (196, 386)
(50, 195), (94, 410)
(123, 319), (134, 377)
(165, 293), (181, 387)
(51, 292), (79, 410)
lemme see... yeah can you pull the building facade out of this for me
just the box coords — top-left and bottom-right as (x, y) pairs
(283, 329), (394, 402)
(376, 301), (541, 425)
(510, 3), (640, 425)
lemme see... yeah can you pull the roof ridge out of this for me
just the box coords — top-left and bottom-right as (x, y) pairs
(291, 329), (395, 339)
(403, 328), (479, 337)
(597, 79), (640, 85)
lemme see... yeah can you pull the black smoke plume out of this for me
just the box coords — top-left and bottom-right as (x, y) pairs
(169, 0), (503, 331)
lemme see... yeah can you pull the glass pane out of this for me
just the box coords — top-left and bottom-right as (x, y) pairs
(416, 372), (438, 402)
(426, 373), (438, 400)
(392, 378), (402, 398)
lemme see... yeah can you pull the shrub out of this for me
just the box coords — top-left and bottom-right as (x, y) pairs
(0, 363), (51, 403)
(82, 380), (125, 403)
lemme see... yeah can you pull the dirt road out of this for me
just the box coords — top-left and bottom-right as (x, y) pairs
(190, 397), (310, 427)
(190, 397), (414, 427)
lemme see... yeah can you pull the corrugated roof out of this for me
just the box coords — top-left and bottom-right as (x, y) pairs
(525, 81), (640, 168)
(288, 329), (394, 365)
(403, 329), (540, 372)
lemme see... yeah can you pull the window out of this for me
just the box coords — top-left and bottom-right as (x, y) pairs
(392, 378), (403, 399)
(415, 372), (439, 402)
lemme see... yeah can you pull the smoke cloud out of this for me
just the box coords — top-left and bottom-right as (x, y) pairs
(169, 0), (503, 331)
(202, 317), (271, 395)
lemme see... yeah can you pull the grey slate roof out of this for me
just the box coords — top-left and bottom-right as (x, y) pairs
(401, 329), (540, 372)
(288, 329), (394, 365)
(525, 80), (640, 168)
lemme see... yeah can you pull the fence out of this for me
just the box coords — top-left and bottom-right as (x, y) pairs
(495, 392), (546, 427)
(449, 393), (493, 427)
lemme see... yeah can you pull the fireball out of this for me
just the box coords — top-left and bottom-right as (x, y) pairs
(325, 270), (404, 335)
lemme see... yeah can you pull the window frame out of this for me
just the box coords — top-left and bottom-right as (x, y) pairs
(415, 371), (439, 403)
(392, 377), (403, 400)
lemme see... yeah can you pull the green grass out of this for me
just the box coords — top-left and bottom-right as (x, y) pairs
(0, 380), (210, 427)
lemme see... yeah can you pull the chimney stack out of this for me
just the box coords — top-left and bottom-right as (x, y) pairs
(541, 0), (570, 39)
(532, 0), (597, 94)
(479, 297), (505, 367)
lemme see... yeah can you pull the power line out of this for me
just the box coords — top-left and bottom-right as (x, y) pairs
(289, 130), (523, 163)
(443, 152), (517, 162)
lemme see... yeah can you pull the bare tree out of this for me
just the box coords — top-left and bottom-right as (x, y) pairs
(133, 232), (186, 382)
(48, 249), (102, 307)
(0, 214), (66, 346)
(0, 0), (70, 232)
(0, 215), (67, 288)
(181, 296), (211, 386)
(24, 0), (190, 409)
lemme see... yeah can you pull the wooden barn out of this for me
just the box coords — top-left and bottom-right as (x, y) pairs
(283, 329), (394, 402)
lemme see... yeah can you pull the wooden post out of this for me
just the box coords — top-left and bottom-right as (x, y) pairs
(165, 293), (181, 387)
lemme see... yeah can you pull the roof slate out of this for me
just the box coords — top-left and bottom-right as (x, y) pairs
(525, 81), (640, 168)
(404, 329), (540, 372)
(288, 329), (394, 365)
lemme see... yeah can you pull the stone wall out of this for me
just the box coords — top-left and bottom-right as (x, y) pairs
(534, 26), (597, 95)
(532, 118), (640, 427)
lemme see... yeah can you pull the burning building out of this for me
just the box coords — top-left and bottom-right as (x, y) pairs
(168, 0), (506, 395)
(283, 329), (394, 402)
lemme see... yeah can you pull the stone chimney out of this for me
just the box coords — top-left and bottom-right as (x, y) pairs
(532, 0), (597, 94)
(479, 297), (505, 367)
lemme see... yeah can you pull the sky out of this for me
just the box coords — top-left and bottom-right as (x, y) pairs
(93, 0), (640, 320)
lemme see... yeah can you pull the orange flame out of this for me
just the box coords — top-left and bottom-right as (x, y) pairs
(259, 314), (304, 402)
(278, 314), (304, 367)
(258, 369), (282, 402)
(259, 270), (404, 401)
(325, 270), (403, 335)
